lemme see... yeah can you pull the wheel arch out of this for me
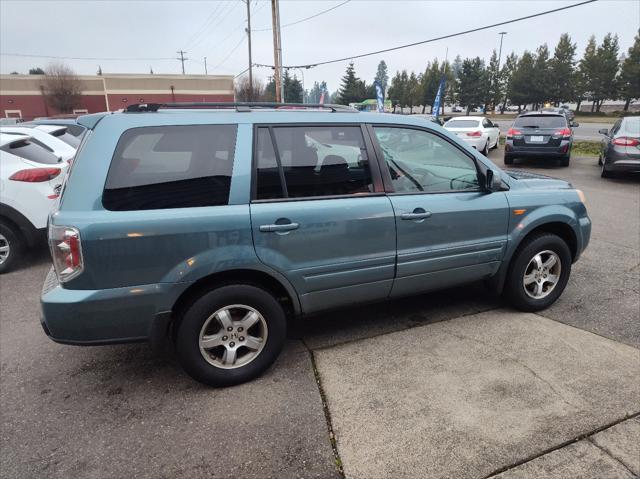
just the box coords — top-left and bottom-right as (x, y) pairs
(0, 203), (40, 247)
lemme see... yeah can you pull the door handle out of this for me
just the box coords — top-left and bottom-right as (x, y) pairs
(401, 210), (432, 220)
(259, 222), (300, 232)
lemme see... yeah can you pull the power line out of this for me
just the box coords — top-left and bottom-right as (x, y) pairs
(0, 52), (175, 61)
(255, 0), (597, 69)
(212, 36), (246, 70)
(188, 0), (242, 51)
(252, 0), (351, 32)
(182, 1), (229, 50)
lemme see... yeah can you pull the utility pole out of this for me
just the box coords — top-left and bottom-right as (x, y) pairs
(271, 0), (283, 103)
(245, 0), (253, 101)
(497, 32), (507, 114)
(204, 57), (208, 75)
(177, 50), (188, 74)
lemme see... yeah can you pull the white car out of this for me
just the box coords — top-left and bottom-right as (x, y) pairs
(0, 133), (68, 273)
(0, 125), (77, 162)
(443, 116), (501, 155)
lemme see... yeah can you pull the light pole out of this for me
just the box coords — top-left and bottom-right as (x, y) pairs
(497, 31), (507, 114)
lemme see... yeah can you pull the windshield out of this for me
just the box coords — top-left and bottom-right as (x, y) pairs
(513, 115), (566, 129)
(444, 120), (480, 128)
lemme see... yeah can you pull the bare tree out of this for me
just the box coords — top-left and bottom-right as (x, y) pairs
(43, 62), (83, 113)
(234, 76), (265, 102)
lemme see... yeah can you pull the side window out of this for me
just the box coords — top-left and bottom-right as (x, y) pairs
(103, 124), (237, 211)
(483, 119), (492, 128)
(255, 125), (374, 200)
(610, 119), (622, 136)
(373, 127), (479, 193)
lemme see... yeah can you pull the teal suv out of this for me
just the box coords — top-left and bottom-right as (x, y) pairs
(41, 103), (591, 386)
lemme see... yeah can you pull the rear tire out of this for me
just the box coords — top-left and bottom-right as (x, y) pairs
(176, 284), (287, 387)
(504, 233), (572, 312)
(560, 155), (570, 167)
(597, 155), (603, 166)
(0, 222), (22, 274)
(504, 154), (514, 165)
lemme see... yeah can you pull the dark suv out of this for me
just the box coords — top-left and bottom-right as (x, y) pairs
(505, 112), (575, 166)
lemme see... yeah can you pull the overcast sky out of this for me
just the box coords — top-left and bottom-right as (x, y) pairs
(1, 0), (638, 93)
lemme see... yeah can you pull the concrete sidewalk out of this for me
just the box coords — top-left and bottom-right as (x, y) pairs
(314, 310), (640, 479)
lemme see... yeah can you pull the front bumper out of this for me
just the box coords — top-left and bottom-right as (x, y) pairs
(40, 267), (180, 345)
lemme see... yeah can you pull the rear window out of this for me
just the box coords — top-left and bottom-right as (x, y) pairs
(623, 117), (640, 135)
(513, 115), (566, 128)
(103, 124), (237, 211)
(444, 120), (480, 128)
(1, 139), (61, 164)
(49, 129), (80, 148)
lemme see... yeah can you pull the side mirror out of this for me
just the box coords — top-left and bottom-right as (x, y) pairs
(598, 128), (609, 135)
(485, 169), (502, 192)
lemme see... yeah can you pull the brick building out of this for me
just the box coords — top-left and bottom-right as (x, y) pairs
(0, 73), (234, 120)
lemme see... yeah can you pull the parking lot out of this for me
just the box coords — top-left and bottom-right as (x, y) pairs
(1, 147), (638, 479)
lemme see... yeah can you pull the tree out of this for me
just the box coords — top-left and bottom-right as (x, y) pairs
(374, 60), (389, 95)
(549, 34), (577, 105)
(28, 67), (45, 75)
(387, 71), (403, 112)
(420, 60), (440, 113)
(283, 70), (304, 103)
(500, 52), (518, 112)
(485, 49), (501, 111)
(235, 76), (265, 102)
(509, 51), (536, 111)
(337, 62), (366, 105)
(97, 66), (103, 76)
(618, 30), (640, 111)
(307, 81), (328, 104)
(42, 62), (83, 114)
(531, 44), (550, 108)
(593, 33), (620, 111)
(457, 57), (486, 114)
(407, 71), (421, 111)
(578, 36), (598, 111)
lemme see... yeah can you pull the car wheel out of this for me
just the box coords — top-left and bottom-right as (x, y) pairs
(560, 155), (570, 167)
(597, 155), (603, 166)
(504, 233), (572, 312)
(492, 135), (500, 149)
(481, 141), (489, 156)
(601, 161), (612, 178)
(0, 222), (22, 274)
(504, 154), (514, 165)
(176, 284), (287, 387)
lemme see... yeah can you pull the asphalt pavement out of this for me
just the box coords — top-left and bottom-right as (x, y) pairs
(1, 148), (638, 479)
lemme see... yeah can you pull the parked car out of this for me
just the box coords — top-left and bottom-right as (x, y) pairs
(28, 118), (87, 139)
(0, 118), (25, 126)
(598, 116), (640, 178)
(541, 107), (576, 127)
(504, 112), (577, 166)
(443, 116), (500, 155)
(0, 125), (76, 161)
(40, 103), (591, 387)
(559, 105), (575, 124)
(0, 133), (68, 273)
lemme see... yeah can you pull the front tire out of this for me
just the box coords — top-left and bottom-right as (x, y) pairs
(601, 161), (612, 178)
(176, 284), (287, 387)
(0, 222), (22, 274)
(504, 233), (572, 312)
(481, 141), (489, 156)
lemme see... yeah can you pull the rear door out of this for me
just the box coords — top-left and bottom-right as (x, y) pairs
(369, 124), (509, 298)
(250, 124), (396, 314)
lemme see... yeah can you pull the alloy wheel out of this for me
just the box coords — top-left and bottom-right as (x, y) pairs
(198, 304), (268, 369)
(523, 250), (561, 299)
(0, 233), (10, 265)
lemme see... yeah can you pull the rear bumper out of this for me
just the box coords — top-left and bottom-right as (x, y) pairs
(505, 141), (571, 157)
(40, 267), (183, 345)
(603, 159), (640, 174)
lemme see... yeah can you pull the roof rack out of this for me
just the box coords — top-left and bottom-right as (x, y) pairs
(124, 102), (357, 113)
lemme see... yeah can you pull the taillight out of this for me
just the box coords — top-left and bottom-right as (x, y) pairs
(612, 137), (640, 147)
(49, 225), (83, 282)
(9, 168), (61, 182)
(507, 128), (522, 137)
(554, 128), (572, 138)
(466, 131), (482, 137)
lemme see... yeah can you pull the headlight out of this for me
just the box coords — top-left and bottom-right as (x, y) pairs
(575, 189), (586, 204)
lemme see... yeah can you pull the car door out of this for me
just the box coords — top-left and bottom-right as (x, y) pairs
(603, 119), (622, 159)
(483, 118), (499, 147)
(369, 124), (510, 298)
(250, 124), (396, 314)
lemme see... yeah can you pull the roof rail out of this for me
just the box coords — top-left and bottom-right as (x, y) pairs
(124, 102), (357, 113)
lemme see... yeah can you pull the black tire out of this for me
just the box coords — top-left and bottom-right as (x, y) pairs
(481, 141), (489, 156)
(504, 154), (514, 165)
(560, 155), (570, 167)
(597, 155), (603, 166)
(176, 284), (286, 387)
(601, 162), (612, 178)
(0, 222), (22, 274)
(503, 233), (572, 312)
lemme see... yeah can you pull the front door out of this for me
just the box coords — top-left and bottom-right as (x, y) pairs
(250, 124), (396, 313)
(370, 125), (510, 298)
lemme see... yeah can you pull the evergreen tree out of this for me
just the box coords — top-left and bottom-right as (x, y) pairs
(500, 52), (518, 112)
(457, 57), (486, 114)
(451, 55), (463, 80)
(593, 33), (620, 111)
(549, 34), (577, 105)
(283, 70), (303, 103)
(337, 62), (365, 105)
(618, 30), (640, 111)
(578, 36), (598, 111)
(531, 44), (550, 108)
(263, 77), (276, 102)
(421, 60), (441, 113)
(407, 71), (421, 111)
(485, 49), (501, 111)
(374, 60), (389, 95)
(387, 71), (403, 112)
(509, 51), (536, 110)
(28, 67), (45, 75)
